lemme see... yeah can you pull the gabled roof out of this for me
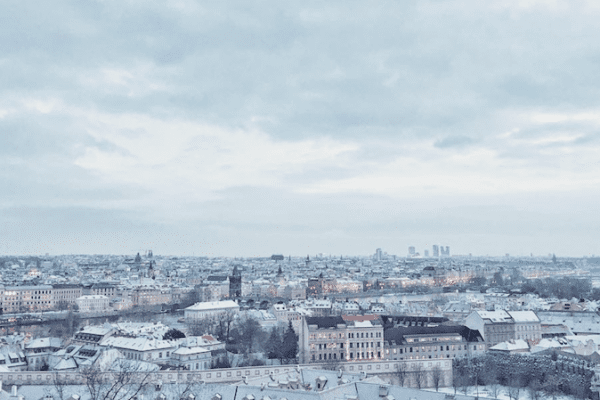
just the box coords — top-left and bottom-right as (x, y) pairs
(25, 337), (63, 349)
(185, 300), (239, 311)
(100, 337), (174, 351)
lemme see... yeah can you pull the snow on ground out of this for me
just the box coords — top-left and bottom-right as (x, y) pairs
(426, 385), (579, 400)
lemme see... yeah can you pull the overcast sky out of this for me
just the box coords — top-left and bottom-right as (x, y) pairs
(2, 1), (600, 257)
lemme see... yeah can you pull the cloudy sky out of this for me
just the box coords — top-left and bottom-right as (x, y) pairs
(2, 1), (600, 257)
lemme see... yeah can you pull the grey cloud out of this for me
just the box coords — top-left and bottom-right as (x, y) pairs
(434, 135), (476, 149)
(2, 1), (600, 255)
(3, 188), (599, 256)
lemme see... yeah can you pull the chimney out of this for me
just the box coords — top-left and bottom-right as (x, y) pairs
(315, 376), (328, 391)
(379, 385), (389, 397)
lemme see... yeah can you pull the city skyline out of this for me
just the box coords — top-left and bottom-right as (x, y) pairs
(2, 1), (600, 257)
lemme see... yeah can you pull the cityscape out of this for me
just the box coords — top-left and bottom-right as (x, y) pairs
(3, 1), (600, 400)
(1, 249), (600, 399)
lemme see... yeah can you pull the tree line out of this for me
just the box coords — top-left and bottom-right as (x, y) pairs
(452, 352), (592, 400)
(186, 314), (298, 367)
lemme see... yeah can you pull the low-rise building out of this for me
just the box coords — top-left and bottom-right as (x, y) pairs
(76, 295), (110, 313)
(383, 325), (485, 361)
(0, 346), (27, 371)
(90, 282), (118, 299)
(25, 337), (63, 370)
(100, 336), (176, 362)
(130, 286), (172, 307)
(184, 300), (240, 321)
(73, 325), (115, 345)
(170, 347), (211, 370)
(465, 310), (541, 348)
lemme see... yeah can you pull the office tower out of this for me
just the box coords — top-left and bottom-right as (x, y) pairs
(375, 248), (382, 260)
(424, 250), (430, 257)
(445, 246), (450, 256)
(408, 246), (416, 256)
(433, 245), (439, 257)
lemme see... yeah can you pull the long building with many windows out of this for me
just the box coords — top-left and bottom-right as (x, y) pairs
(383, 325), (485, 361)
(299, 315), (385, 364)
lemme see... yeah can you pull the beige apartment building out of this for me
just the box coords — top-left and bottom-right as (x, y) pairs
(0, 285), (53, 313)
(299, 315), (385, 364)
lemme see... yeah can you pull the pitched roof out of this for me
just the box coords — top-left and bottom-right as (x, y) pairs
(384, 325), (484, 344)
(305, 316), (345, 329)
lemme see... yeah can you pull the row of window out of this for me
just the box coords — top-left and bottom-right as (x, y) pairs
(124, 350), (170, 360)
(406, 336), (461, 343)
(310, 331), (383, 340)
(311, 351), (382, 361)
(389, 344), (480, 353)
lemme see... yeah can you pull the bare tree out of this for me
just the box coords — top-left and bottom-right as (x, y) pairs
(186, 316), (218, 337)
(431, 365), (443, 391)
(543, 372), (559, 400)
(527, 380), (543, 400)
(396, 362), (408, 387)
(482, 361), (500, 399)
(161, 376), (205, 400)
(507, 385), (521, 400)
(80, 359), (154, 400)
(217, 311), (237, 343)
(452, 368), (462, 395)
(488, 381), (502, 399)
(45, 372), (69, 400)
(413, 363), (427, 390)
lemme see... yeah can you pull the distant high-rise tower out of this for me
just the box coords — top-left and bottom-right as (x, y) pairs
(408, 246), (416, 256)
(375, 248), (383, 260)
(424, 250), (430, 257)
(433, 245), (439, 257)
(445, 246), (450, 256)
